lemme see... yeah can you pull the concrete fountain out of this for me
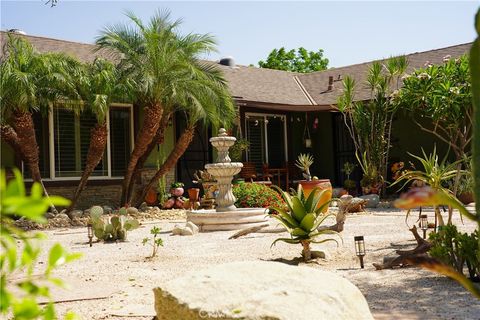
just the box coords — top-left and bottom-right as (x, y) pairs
(187, 128), (268, 232)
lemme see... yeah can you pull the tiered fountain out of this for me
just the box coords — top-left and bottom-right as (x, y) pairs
(187, 129), (268, 231)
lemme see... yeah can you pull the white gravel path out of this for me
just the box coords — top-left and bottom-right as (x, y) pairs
(32, 208), (480, 320)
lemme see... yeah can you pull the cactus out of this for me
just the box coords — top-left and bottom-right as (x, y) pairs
(90, 205), (104, 218)
(89, 209), (140, 242)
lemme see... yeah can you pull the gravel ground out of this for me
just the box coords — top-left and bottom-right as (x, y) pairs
(28, 208), (480, 320)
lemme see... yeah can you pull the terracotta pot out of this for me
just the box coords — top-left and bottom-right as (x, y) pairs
(188, 188), (200, 203)
(299, 179), (332, 213)
(339, 189), (349, 197)
(458, 192), (474, 205)
(144, 188), (158, 205)
(171, 187), (184, 197)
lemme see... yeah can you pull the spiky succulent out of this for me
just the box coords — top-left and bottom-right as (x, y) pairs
(90, 208), (139, 242)
(269, 185), (339, 261)
(295, 153), (314, 181)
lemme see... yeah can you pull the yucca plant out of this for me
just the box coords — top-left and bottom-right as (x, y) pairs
(295, 153), (314, 181)
(269, 185), (339, 261)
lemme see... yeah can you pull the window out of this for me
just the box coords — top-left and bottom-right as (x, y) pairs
(53, 108), (108, 178)
(245, 113), (287, 169)
(109, 107), (132, 177)
(21, 105), (133, 180)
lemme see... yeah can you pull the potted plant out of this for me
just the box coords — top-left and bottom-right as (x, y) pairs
(457, 170), (474, 205)
(357, 152), (383, 195)
(229, 138), (250, 162)
(341, 161), (357, 195)
(295, 153), (332, 213)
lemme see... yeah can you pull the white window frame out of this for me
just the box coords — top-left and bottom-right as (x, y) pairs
(42, 103), (134, 181)
(244, 112), (288, 164)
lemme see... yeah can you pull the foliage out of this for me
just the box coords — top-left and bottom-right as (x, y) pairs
(343, 179), (356, 191)
(170, 182), (185, 189)
(295, 153), (314, 181)
(1, 169), (80, 319)
(229, 138), (250, 162)
(394, 7), (480, 301)
(258, 47), (329, 73)
(396, 55), (472, 163)
(356, 151), (382, 188)
(233, 183), (286, 211)
(338, 56), (408, 194)
(341, 161), (356, 180)
(269, 185), (339, 261)
(90, 206), (140, 241)
(142, 226), (164, 258)
(429, 225), (479, 280)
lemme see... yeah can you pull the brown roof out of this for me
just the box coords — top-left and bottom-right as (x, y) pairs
(0, 31), (471, 110)
(297, 43), (472, 106)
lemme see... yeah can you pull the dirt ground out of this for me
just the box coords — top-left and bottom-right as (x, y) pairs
(26, 207), (480, 320)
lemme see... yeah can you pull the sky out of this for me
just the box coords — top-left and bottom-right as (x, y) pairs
(1, 1), (478, 68)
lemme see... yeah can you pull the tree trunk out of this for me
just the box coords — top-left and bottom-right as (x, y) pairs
(12, 111), (42, 182)
(66, 123), (108, 215)
(127, 112), (171, 203)
(121, 104), (163, 205)
(1, 124), (25, 160)
(301, 240), (312, 262)
(133, 125), (196, 207)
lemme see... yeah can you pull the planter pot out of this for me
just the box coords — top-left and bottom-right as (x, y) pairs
(145, 188), (158, 205)
(299, 179), (332, 213)
(188, 188), (200, 202)
(171, 187), (184, 197)
(458, 192), (474, 205)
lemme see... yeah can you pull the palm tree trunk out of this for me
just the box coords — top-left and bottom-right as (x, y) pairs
(133, 125), (196, 207)
(127, 112), (171, 203)
(301, 240), (312, 261)
(121, 104), (163, 205)
(12, 111), (42, 182)
(66, 123), (108, 215)
(1, 124), (25, 160)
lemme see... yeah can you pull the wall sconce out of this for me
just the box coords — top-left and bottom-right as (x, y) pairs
(420, 214), (428, 239)
(354, 236), (365, 269)
(87, 222), (93, 247)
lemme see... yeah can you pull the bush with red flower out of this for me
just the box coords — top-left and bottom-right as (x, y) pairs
(233, 183), (286, 212)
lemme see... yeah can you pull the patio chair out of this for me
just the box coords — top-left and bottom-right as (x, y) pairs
(240, 162), (272, 186)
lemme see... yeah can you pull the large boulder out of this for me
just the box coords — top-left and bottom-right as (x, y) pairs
(153, 261), (373, 320)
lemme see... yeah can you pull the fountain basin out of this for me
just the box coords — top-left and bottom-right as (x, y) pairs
(187, 208), (268, 232)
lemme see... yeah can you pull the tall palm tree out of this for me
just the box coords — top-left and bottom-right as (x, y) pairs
(66, 58), (132, 212)
(96, 10), (235, 206)
(0, 34), (75, 182)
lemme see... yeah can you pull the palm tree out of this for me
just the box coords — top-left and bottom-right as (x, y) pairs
(66, 59), (132, 212)
(0, 34), (74, 182)
(96, 10), (235, 206)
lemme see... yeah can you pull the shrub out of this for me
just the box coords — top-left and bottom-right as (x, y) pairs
(233, 183), (286, 211)
(429, 224), (479, 281)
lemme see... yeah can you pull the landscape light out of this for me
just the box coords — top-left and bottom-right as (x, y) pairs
(354, 236), (366, 269)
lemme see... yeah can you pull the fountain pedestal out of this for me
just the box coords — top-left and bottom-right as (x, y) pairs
(187, 129), (268, 232)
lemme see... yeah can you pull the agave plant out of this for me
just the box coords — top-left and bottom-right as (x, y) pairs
(269, 185), (339, 261)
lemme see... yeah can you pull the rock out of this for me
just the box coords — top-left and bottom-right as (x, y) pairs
(153, 261), (373, 320)
(82, 209), (90, 217)
(139, 202), (153, 212)
(126, 207), (139, 216)
(44, 212), (56, 219)
(172, 225), (183, 236)
(359, 194), (380, 208)
(311, 250), (330, 260)
(103, 206), (113, 214)
(70, 210), (84, 219)
(180, 228), (194, 236)
(55, 213), (71, 221)
(186, 221), (199, 234)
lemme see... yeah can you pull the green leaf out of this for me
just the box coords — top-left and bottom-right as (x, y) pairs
(291, 197), (306, 222)
(271, 238), (301, 248)
(300, 213), (316, 232)
(48, 243), (66, 270)
(30, 183), (43, 199)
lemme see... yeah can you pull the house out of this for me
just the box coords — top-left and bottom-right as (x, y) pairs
(0, 31), (471, 208)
